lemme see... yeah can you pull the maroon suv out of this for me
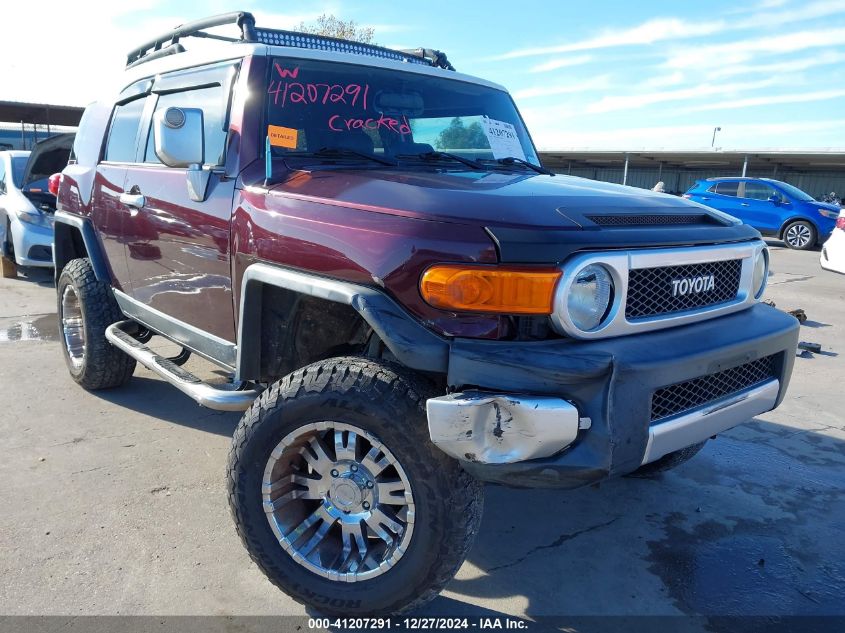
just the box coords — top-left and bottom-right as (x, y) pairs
(53, 12), (798, 615)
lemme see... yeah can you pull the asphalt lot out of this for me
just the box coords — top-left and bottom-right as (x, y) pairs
(0, 243), (843, 622)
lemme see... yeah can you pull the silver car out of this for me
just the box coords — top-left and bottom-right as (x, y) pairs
(0, 134), (73, 277)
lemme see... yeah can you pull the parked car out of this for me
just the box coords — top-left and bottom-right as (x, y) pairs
(684, 177), (840, 250)
(820, 208), (845, 273)
(52, 12), (798, 616)
(0, 134), (74, 277)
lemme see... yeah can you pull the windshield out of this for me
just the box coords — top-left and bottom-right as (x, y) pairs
(264, 58), (538, 166)
(774, 181), (814, 202)
(11, 156), (27, 188)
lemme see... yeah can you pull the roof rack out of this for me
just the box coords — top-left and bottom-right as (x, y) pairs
(126, 11), (455, 71)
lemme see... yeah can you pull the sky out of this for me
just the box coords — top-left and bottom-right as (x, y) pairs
(2, 0), (844, 150)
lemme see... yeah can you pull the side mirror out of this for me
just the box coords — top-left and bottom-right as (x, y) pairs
(153, 107), (205, 168)
(768, 194), (781, 205)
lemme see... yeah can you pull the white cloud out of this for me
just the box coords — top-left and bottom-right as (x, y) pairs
(704, 49), (845, 79)
(664, 27), (845, 69)
(491, 0), (845, 61)
(491, 18), (723, 60)
(513, 75), (612, 99)
(585, 79), (776, 114)
(641, 71), (686, 89)
(531, 118), (845, 150)
(683, 89), (845, 112)
(529, 55), (593, 73)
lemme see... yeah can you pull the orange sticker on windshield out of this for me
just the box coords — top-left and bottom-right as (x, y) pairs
(268, 125), (298, 148)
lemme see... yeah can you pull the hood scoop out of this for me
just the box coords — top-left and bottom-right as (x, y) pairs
(586, 213), (722, 227)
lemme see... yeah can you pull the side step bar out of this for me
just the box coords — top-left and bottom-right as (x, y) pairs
(105, 321), (262, 411)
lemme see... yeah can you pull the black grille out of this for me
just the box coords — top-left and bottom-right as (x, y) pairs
(588, 214), (713, 226)
(626, 259), (742, 319)
(651, 355), (777, 423)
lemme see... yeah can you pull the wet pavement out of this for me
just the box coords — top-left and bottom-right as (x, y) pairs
(0, 245), (843, 624)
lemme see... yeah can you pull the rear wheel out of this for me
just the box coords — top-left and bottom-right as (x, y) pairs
(227, 357), (483, 615)
(57, 258), (136, 389)
(782, 220), (817, 250)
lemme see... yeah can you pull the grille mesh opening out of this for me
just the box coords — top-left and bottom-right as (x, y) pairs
(588, 214), (714, 226)
(651, 355), (777, 423)
(626, 259), (742, 319)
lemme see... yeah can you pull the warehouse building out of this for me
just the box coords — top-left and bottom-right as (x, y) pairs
(539, 150), (845, 200)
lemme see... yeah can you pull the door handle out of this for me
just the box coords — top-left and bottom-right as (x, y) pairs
(701, 197), (710, 200)
(740, 203), (750, 206)
(119, 192), (146, 209)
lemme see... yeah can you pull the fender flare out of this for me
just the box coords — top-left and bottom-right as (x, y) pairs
(53, 211), (110, 282)
(236, 262), (449, 380)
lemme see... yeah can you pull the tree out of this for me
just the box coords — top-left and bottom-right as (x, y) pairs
(295, 14), (375, 44)
(435, 118), (488, 150)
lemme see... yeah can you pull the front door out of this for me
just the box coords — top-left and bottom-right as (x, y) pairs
(738, 181), (787, 234)
(122, 61), (240, 345)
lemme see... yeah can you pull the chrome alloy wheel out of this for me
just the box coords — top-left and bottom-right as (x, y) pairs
(262, 421), (415, 581)
(785, 223), (813, 248)
(61, 285), (86, 371)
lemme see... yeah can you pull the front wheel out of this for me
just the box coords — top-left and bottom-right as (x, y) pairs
(57, 258), (136, 389)
(227, 357), (484, 615)
(782, 220), (817, 250)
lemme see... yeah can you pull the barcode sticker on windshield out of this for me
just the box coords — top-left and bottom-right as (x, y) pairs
(480, 117), (525, 162)
(268, 125), (298, 149)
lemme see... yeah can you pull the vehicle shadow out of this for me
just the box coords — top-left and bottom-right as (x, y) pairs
(14, 265), (54, 287)
(90, 375), (241, 436)
(418, 418), (845, 620)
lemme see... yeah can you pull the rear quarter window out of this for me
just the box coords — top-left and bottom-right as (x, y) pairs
(713, 182), (739, 197)
(105, 98), (146, 162)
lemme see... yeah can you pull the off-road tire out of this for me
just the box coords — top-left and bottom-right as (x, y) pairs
(227, 357), (484, 616)
(627, 441), (707, 477)
(57, 258), (136, 389)
(781, 220), (817, 250)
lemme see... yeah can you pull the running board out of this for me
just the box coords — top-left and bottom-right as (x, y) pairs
(105, 321), (261, 411)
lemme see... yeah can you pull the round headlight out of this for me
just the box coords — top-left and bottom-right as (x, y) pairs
(753, 248), (769, 299)
(567, 264), (614, 331)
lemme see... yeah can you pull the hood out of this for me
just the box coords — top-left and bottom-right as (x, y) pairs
(264, 167), (730, 230)
(22, 133), (74, 191)
(816, 201), (843, 212)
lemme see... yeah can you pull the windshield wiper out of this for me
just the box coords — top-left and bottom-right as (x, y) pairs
(484, 156), (555, 176)
(287, 147), (397, 167)
(396, 151), (484, 171)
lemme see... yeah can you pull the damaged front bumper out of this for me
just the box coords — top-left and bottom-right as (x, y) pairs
(427, 303), (798, 489)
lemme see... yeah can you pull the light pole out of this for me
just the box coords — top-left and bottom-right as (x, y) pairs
(711, 126), (722, 148)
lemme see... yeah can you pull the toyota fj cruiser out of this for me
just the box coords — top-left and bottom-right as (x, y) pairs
(53, 12), (798, 615)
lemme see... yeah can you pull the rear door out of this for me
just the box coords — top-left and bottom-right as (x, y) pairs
(91, 93), (149, 291)
(122, 61), (240, 344)
(703, 181), (743, 217)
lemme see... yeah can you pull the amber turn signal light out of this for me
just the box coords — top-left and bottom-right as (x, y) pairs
(420, 265), (562, 315)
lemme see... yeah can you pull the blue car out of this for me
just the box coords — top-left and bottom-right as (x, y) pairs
(684, 177), (840, 250)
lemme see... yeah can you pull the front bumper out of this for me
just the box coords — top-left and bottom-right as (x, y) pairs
(10, 217), (54, 268)
(433, 303), (798, 488)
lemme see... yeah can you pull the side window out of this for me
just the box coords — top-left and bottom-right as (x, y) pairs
(0, 158), (6, 194)
(743, 182), (777, 201)
(105, 98), (146, 162)
(715, 182), (739, 197)
(144, 85), (229, 166)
